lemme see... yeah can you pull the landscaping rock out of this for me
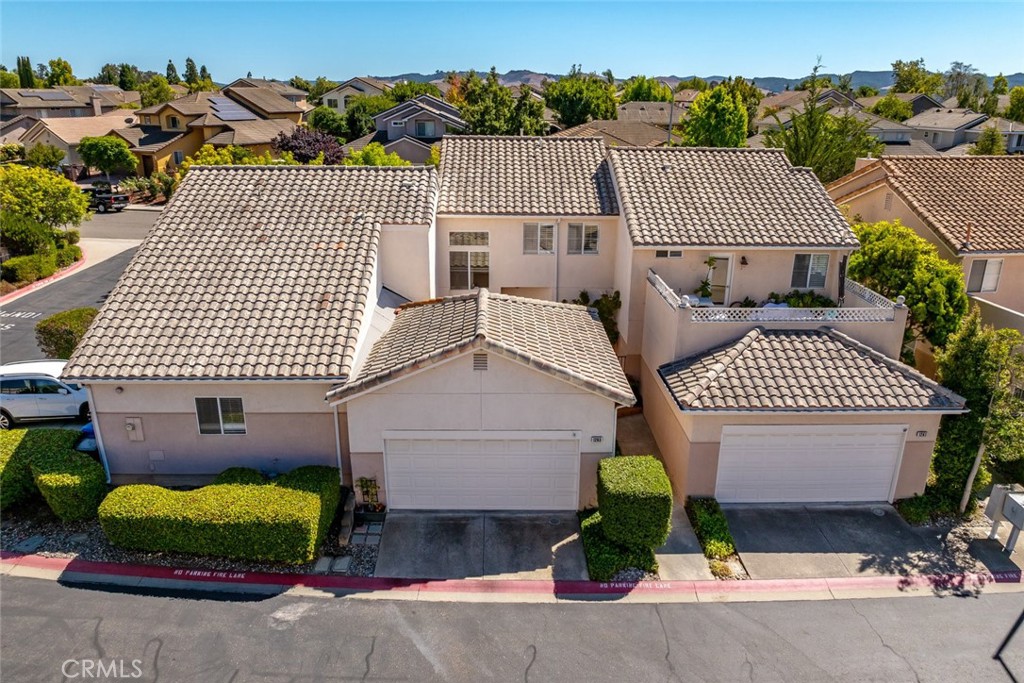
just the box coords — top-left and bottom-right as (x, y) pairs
(313, 557), (333, 574)
(13, 535), (46, 553)
(330, 556), (352, 574)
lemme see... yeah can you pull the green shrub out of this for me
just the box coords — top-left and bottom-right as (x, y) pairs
(0, 429), (80, 509)
(34, 307), (98, 358)
(1, 252), (56, 284)
(55, 228), (81, 247)
(30, 451), (107, 521)
(578, 509), (658, 582)
(99, 466), (341, 564)
(55, 245), (83, 269)
(213, 467), (267, 485)
(766, 289), (837, 308)
(0, 211), (56, 257)
(709, 559), (733, 579)
(597, 456), (673, 549)
(685, 498), (736, 560)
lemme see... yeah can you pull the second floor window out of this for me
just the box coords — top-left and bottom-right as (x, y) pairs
(791, 254), (829, 289)
(168, 115), (180, 129)
(449, 232), (489, 290)
(523, 223), (554, 254)
(173, 150), (185, 164)
(967, 259), (1002, 293)
(195, 397), (246, 435)
(568, 224), (599, 255)
(326, 98), (338, 108)
(415, 120), (436, 137)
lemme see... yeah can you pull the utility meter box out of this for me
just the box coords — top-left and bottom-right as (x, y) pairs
(1003, 493), (1024, 529)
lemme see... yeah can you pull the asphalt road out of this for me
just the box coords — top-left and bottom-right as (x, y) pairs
(77, 207), (161, 241)
(0, 248), (137, 363)
(2, 576), (1023, 682)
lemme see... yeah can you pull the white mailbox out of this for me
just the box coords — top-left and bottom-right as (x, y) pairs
(1003, 494), (1024, 529)
(988, 486), (1024, 554)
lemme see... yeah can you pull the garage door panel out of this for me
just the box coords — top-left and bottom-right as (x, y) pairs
(716, 425), (906, 504)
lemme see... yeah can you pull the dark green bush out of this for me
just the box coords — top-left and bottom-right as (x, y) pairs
(213, 467), (267, 485)
(34, 307), (98, 358)
(578, 509), (658, 582)
(685, 497), (736, 560)
(0, 429), (80, 509)
(1, 252), (57, 284)
(55, 228), (81, 247)
(99, 466), (341, 564)
(55, 245), (83, 269)
(0, 212), (55, 257)
(30, 451), (107, 521)
(766, 289), (837, 308)
(597, 456), (673, 549)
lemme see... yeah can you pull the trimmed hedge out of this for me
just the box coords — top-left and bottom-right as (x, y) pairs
(55, 245), (82, 269)
(212, 467), (267, 485)
(578, 509), (658, 582)
(0, 429), (80, 509)
(99, 466), (341, 564)
(34, 307), (98, 359)
(30, 451), (107, 521)
(1, 252), (57, 284)
(597, 456), (673, 549)
(685, 497), (736, 560)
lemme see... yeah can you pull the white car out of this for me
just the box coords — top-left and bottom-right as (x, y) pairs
(0, 360), (90, 430)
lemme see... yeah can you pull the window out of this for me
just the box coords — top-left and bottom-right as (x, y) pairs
(326, 98), (338, 109)
(523, 223), (555, 254)
(415, 120), (436, 137)
(31, 379), (63, 394)
(791, 254), (830, 288)
(173, 150), (185, 165)
(449, 232), (489, 290)
(655, 250), (682, 258)
(168, 115), (180, 129)
(567, 224), (599, 255)
(342, 95), (351, 108)
(0, 379), (31, 395)
(967, 259), (1002, 293)
(195, 397), (246, 435)
(449, 231), (489, 247)
(144, 116), (151, 125)
(391, 120), (405, 127)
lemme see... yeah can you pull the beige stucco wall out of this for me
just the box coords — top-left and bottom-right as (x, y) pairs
(379, 223), (434, 301)
(24, 129), (77, 165)
(322, 84), (385, 114)
(435, 215), (620, 301)
(962, 254), (1024, 314)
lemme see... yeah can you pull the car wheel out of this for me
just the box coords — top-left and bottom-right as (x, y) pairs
(79, 403), (91, 421)
(0, 410), (12, 430)
(116, 208), (124, 212)
(97, 203), (107, 214)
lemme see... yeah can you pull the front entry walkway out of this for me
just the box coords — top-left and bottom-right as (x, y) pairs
(374, 512), (588, 580)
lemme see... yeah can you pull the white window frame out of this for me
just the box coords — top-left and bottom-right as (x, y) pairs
(448, 231), (490, 291)
(791, 253), (830, 289)
(391, 120), (405, 128)
(567, 223), (599, 255)
(326, 98), (338, 109)
(522, 223), (555, 255)
(195, 397), (246, 435)
(655, 249), (682, 258)
(967, 258), (1002, 293)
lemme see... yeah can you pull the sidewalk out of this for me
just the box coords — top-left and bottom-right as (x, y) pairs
(123, 204), (165, 213)
(0, 238), (139, 305)
(3, 550), (1020, 604)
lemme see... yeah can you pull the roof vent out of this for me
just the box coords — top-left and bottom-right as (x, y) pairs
(662, 163), (673, 172)
(473, 352), (488, 371)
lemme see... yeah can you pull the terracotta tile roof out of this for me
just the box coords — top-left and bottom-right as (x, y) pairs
(437, 136), (617, 216)
(881, 138), (940, 156)
(63, 165), (438, 381)
(328, 289), (635, 404)
(551, 119), (681, 147)
(608, 147), (858, 248)
(658, 327), (965, 412)
(903, 108), (988, 131)
(870, 156), (1024, 253)
(616, 101), (680, 126)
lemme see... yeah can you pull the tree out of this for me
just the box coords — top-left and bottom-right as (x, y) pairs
(1005, 87), (1024, 123)
(426, 144), (441, 167)
(117, 64), (138, 92)
(187, 77), (216, 94)
(795, 74), (834, 91)
(344, 94), (396, 140)
(139, 75), (176, 107)
(166, 60), (180, 85)
(870, 93), (914, 122)
(675, 77), (709, 92)
(304, 76), (339, 105)
(272, 128), (344, 164)
(620, 75), (672, 103)
(94, 63), (120, 85)
(982, 90), (1001, 117)
(176, 144), (298, 182)
(247, 71), (253, 79)
(45, 58), (78, 87)
(943, 61), (978, 100)
(35, 62), (50, 82)
(543, 65), (618, 127)
(199, 64), (211, 82)
(183, 57), (199, 85)
(679, 85), (747, 147)
(510, 85), (548, 135)
(763, 69), (883, 184)
(342, 142), (411, 166)
(289, 75), (311, 93)
(16, 56), (34, 88)
(0, 165), (90, 227)
(307, 105), (348, 138)
(836, 73), (854, 94)
(462, 67), (515, 134)
(856, 85), (879, 97)
(969, 126), (1007, 155)
(391, 80), (442, 103)
(723, 76), (763, 135)
(25, 143), (65, 169)
(992, 73), (1009, 96)
(891, 58), (944, 96)
(847, 220), (969, 350)
(443, 70), (475, 109)
(0, 70), (18, 88)
(77, 136), (139, 183)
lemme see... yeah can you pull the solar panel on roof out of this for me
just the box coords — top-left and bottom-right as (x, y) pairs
(91, 84), (120, 91)
(209, 96), (233, 105)
(20, 90), (74, 101)
(215, 110), (258, 121)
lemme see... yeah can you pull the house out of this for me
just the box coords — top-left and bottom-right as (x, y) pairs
(320, 77), (392, 114)
(19, 111), (139, 167)
(552, 119), (681, 147)
(902, 108), (989, 151)
(1, 85), (140, 121)
(856, 93), (945, 117)
(960, 117), (1024, 154)
(616, 101), (682, 128)
(342, 95), (466, 164)
(746, 110), (940, 156)
(827, 156), (1024, 339)
(222, 80), (311, 118)
(942, 94), (1012, 113)
(754, 88), (859, 133)
(673, 89), (701, 111)
(224, 78), (308, 106)
(64, 137), (969, 508)
(0, 114), (37, 143)
(113, 89), (300, 175)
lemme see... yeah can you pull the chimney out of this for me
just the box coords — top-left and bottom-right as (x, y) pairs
(90, 95), (102, 116)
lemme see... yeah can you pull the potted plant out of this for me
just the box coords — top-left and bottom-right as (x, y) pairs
(354, 476), (387, 524)
(694, 256), (717, 299)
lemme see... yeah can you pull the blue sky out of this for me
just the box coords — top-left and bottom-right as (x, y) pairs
(2, 1), (1020, 82)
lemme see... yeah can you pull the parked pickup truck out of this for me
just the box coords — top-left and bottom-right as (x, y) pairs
(82, 187), (129, 213)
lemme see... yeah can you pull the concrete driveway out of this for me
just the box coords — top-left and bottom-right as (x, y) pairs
(724, 505), (951, 580)
(374, 511), (588, 580)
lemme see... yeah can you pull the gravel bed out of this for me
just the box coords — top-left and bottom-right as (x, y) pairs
(610, 567), (659, 582)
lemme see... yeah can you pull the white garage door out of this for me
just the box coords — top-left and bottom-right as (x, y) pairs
(383, 431), (580, 510)
(716, 425), (907, 503)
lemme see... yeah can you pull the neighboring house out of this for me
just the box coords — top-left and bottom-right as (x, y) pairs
(856, 93), (944, 117)
(961, 117), (1024, 154)
(320, 77), (392, 114)
(746, 110), (940, 156)
(224, 78), (308, 106)
(0, 114), (37, 143)
(828, 156), (1024, 339)
(616, 101), (682, 128)
(1, 85), (140, 121)
(343, 95), (466, 164)
(673, 89), (701, 112)
(754, 88), (859, 133)
(112, 89), (300, 175)
(902, 108), (989, 151)
(552, 119), (681, 147)
(19, 112), (139, 167)
(942, 94), (1012, 113)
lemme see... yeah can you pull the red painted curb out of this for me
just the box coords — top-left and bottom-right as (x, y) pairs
(0, 247), (88, 305)
(3, 551), (1020, 596)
